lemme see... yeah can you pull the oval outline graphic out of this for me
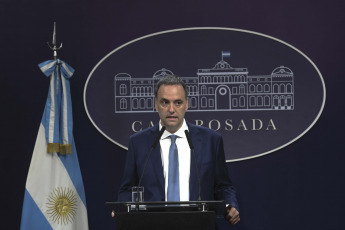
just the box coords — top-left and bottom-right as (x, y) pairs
(83, 27), (326, 162)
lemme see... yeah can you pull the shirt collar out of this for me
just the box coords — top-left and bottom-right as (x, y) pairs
(159, 119), (189, 140)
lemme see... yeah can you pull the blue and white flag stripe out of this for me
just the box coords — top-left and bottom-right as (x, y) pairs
(39, 60), (74, 154)
(21, 60), (88, 229)
(222, 51), (231, 57)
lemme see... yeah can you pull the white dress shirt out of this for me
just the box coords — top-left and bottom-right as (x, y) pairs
(159, 120), (191, 201)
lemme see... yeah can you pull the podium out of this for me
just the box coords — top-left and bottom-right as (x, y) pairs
(106, 201), (226, 230)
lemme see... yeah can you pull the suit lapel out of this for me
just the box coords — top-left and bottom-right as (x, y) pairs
(148, 126), (165, 196)
(187, 123), (203, 201)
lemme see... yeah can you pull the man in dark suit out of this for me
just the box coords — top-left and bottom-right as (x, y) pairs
(118, 75), (240, 225)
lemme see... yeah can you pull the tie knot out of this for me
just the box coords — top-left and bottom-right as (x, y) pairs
(170, 135), (177, 143)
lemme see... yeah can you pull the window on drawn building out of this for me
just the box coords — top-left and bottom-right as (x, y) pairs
(188, 97), (197, 108)
(240, 96), (245, 107)
(147, 98), (153, 109)
(193, 85), (198, 95)
(287, 95), (293, 106)
(250, 96), (256, 107)
(132, 87), (137, 96)
(257, 96), (263, 106)
(132, 98), (138, 109)
(139, 98), (145, 109)
(239, 85), (245, 94)
(257, 84), (263, 93)
(201, 85), (207, 94)
(232, 98), (238, 107)
(249, 84), (255, 93)
(213, 76), (218, 83)
(120, 84), (127, 95)
(273, 95), (280, 107)
(264, 95), (270, 106)
(273, 84), (279, 93)
(120, 98), (127, 109)
(286, 84), (293, 93)
(201, 97), (207, 108)
(280, 84), (286, 93)
(240, 75), (245, 82)
(209, 99), (214, 108)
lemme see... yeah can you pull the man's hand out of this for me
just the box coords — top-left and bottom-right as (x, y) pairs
(225, 206), (240, 225)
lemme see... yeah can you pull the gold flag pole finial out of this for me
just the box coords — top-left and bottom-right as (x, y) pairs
(47, 22), (63, 60)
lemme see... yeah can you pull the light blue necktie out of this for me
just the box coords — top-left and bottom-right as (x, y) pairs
(167, 135), (180, 201)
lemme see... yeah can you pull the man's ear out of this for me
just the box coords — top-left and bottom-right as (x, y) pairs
(186, 97), (189, 110)
(154, 98), (158, 111)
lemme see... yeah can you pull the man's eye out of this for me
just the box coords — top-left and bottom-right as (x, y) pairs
(161, 100), (168, 106)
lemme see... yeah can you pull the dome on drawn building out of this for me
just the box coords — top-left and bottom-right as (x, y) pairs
(213, 60), (231, 69)
(153, 68), (174, 78)
(272, 66), (293, 76)
(115, 73), (131, 80)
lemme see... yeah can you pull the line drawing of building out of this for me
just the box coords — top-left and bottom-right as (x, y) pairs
(114, 53), (294, 113)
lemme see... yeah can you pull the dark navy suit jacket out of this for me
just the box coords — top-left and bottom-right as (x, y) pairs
(118, 121), (239, 210)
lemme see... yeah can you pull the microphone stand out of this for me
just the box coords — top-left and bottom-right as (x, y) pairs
(185, 130), (201, 201)
(135, 126), (166, 210)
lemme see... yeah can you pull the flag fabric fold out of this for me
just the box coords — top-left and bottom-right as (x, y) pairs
(20, 59), (88, 230)
(39, 59), (75, 155)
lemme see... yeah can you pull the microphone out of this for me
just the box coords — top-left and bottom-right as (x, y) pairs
(152, 126), (166, 149)
(184, 130), (201, 201)
(138, 126), (166, 188)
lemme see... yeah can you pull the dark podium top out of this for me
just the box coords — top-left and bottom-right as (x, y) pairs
(106, 200), (226, 216)
(106, 201), (226, 230)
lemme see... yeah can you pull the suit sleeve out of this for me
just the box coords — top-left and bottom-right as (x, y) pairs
(214, 135), (239, 211)
(117, 137), (138, 201)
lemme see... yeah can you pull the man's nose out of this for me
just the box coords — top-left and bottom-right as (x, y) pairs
(168, 103), (175, 113)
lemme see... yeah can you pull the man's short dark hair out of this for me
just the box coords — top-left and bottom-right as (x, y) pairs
(154, 75), (188, 99)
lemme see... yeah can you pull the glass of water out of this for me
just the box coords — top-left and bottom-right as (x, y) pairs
(132, 186), (144, 202)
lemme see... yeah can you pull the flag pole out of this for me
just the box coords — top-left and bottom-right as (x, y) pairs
(47, 22), (62, 60)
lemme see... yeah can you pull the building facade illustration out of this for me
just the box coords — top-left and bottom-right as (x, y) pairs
(114, 57), (294, 113)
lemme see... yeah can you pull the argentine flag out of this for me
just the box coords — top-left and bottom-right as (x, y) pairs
(20, 60), (88, 229)
(222, 51), (231, 58)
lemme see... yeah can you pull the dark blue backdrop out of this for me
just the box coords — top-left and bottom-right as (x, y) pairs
(1, 0), (344, 229)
